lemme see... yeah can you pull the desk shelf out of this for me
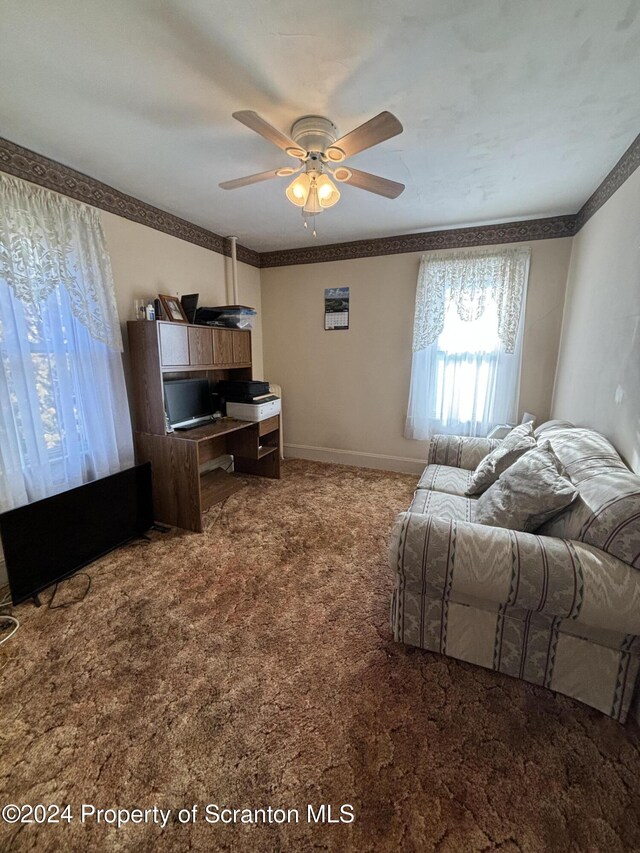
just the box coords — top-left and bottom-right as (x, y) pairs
(200, 468), (244, 510)
(257, 445), (277, 459)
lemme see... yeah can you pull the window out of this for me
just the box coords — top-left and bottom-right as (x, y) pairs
(405, 248), (530, 440)
(0, 174), (134, 512)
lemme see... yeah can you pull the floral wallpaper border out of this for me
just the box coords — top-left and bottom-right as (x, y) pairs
(1, 131), (638, 270)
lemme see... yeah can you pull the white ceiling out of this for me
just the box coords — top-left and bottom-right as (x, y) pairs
(1, 0), (639, 252)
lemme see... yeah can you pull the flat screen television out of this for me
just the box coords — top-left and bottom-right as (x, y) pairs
(0, 463), (154, 605)
(164, 377), (213, 429)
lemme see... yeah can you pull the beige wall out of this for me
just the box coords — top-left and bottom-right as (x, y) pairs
(102, 211), (264, 382)
(552, 167), (640, 472)
(261, 238), (572, 473)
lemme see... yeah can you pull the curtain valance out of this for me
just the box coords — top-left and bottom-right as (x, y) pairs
(412, 247), (531, 355)
(0, 173), (122, 351)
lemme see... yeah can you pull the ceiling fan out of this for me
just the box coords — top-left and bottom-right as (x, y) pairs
(219, 110), (405, 235)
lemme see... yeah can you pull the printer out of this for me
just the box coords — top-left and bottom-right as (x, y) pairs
(216, 380), (281, 422)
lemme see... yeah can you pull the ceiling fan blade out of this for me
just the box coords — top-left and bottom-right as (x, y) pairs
(219, 169), (283, 190)
(232, 110), (299, 153)
(331, 111), (403, 158)
(341, 167), (405, 199)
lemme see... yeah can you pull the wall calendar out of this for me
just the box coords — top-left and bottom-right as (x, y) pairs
(324, 287), (349, 330)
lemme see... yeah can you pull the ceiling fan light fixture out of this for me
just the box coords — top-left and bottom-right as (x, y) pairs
(302, 184), (322, 216)
(285, 173), (311, 207)
(332, 166), (352, 183)
(316, 174), (340, 208)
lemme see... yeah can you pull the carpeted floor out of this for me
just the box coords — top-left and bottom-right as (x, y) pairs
(1, 459), (640, 853)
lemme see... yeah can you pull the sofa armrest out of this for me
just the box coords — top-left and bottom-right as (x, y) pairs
(389, 512), (640, 634)
(427, 434), (501, 470)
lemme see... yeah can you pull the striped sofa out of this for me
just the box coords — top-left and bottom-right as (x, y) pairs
(389, 421), (640, 722)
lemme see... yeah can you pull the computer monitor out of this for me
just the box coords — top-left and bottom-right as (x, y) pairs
(164, 378), (212, 429)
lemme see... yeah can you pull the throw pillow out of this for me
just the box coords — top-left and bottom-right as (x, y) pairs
(466, 422), (536, 496)
(473, 441), (578, 533)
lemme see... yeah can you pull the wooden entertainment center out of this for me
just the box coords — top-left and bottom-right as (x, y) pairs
(127, 320), (280, 532)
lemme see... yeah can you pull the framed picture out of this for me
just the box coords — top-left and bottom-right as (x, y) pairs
(158, 294), (188, 323)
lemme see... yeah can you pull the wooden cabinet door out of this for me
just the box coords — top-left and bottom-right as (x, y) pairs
(159, 323), (189, 366)
(232, 330), (252, 365)
(213, 329), (234, 364)
(188, 326), (213, 365)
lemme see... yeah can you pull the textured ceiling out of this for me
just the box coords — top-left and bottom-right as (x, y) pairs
(1, 0), (639, 251)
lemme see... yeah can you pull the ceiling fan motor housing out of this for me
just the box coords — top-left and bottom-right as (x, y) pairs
(290, 115), (338, 156)
(304, 152), (324, 176)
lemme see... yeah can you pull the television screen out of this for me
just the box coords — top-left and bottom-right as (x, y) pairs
(164, 378), (212, 428)
(0, 463), (153, 605)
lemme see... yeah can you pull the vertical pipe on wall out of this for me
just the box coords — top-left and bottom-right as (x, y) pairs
(228, 235), (239, 304)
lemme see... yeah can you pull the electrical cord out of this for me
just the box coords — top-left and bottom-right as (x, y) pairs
(0, 616), (19, 646)
(0, 570), (92, 647)
(47, 572), (92, 610)
(206, 496), (230, 529)
(0, 585), (19, 646)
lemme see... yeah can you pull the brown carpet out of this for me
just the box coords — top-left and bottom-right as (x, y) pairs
(1, 459), (640, 853)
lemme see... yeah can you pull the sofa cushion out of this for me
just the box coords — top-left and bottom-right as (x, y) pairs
(474, 442), (578, 532)
(466, 422), (536, 496)
(409, 488), (473, 522)
(417, 464), (472, 496)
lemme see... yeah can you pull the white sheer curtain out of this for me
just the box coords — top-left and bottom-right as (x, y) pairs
(0, 174), (134, 512)
(405, 247), (530, 440)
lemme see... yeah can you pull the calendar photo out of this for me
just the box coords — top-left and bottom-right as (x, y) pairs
(324, 287), (349, 330)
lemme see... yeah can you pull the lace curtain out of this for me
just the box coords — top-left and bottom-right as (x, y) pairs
(412, 247), (530, 355)
(405, 247), (531, 440)
(0, 174), (133, 512)
(0, 173), (121, 350)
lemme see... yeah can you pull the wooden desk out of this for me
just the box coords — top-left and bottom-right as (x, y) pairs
(136, 417), (280, 533)
(126, 320), (280, 533)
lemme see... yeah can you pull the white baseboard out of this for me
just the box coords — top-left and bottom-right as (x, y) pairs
(284, 443), (426, 475)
